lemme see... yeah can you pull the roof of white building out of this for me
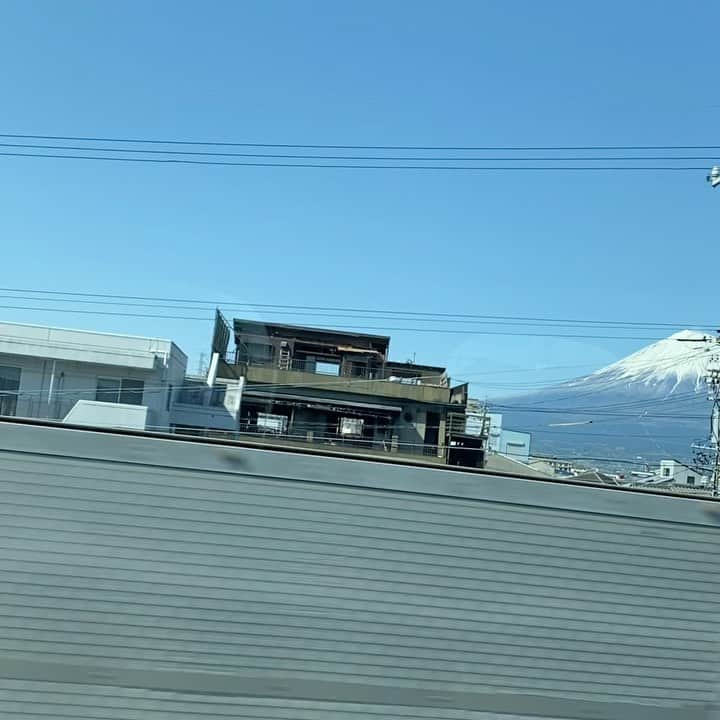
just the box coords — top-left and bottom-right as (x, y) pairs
(0, 320), (187, 370)
(485, 453), (554, 479)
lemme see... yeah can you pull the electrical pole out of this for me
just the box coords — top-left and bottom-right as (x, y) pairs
(687, 335), (720, 496)
(707, 356), (720, 497)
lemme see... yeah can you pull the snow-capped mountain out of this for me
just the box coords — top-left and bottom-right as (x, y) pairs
(492, 330), (715, 466)
(583, 329), (710, 392)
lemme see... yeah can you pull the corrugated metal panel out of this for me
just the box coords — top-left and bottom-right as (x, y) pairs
(0, 421), (717, 720)
(0, 678), (606, 720)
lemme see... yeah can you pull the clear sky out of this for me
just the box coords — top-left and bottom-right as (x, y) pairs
(1, 1), (718, 396)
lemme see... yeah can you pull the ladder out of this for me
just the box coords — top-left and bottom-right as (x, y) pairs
(278, 344), (291, 370)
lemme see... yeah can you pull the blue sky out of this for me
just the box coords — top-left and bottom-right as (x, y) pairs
(1, 1), (718, 395)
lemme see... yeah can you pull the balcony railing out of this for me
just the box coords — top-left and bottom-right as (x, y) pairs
(240, 355), (446, 386)
(233, 420), (440, 458)
(175, 386), (226, 407)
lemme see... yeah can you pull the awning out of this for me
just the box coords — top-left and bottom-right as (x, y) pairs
(336, 345), (383, 356)
(244, 389), (402, 414)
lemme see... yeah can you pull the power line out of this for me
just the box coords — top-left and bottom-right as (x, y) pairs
(0, 287), (710, 329)
(0, 150), (708, 172)
(0, 142), (716, 163)
(0, 293), (710, 333)
(0, 305), (666, 340)
(489, 405), (707, 419)
(2, 132), (720, 151)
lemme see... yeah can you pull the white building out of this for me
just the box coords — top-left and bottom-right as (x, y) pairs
(0, 321), (188, 430)
(488, 412), (532, 463)
(656, 460), (708, 488)
(0, 320), (242, 433)
(169, 373), (244, 434)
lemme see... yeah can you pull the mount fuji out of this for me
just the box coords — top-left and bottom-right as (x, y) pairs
(491, 330), (715, 466)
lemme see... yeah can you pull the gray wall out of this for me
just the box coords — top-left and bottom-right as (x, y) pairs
(0, 421), (716, 719)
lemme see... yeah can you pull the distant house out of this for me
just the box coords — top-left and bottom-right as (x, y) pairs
(484, 453), (554, 478)
(656, 460), (707, 487)
(487, 412), (532, 463)
(570, 470), (624, 487)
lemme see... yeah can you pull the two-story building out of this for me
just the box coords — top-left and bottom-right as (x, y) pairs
(0, 320), (188, 430)
(221, 318), (469, 462)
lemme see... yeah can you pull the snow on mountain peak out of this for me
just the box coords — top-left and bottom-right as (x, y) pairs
(592, 330), (712, 389)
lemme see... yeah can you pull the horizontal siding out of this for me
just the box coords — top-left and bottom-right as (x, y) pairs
(0, 679), (606, 720)
(0, 424), (718, 718)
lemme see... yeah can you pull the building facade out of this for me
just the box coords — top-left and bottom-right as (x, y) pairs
(656, 460), (708, 487)
(483, 411), (532, 463)
(221, 318), (469, 462)
(0, 321), (188, 430)
(0, 317), (472, 465)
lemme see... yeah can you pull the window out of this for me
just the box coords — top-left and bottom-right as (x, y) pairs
(340, 417), (364, 437)
(95, 378), (145, 405)
(316, 361), (341, 376)
(0, 365), (21, 416)
(210, 386), (226, 407)
(662, 467), (671, 477)
(257, 413), (288, 434)
(245, 343), (273, 364)
(686, 475), (695, 485)
(177, 383), (206, 405)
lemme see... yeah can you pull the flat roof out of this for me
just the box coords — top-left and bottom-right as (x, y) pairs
(0, 319), (177, 345)
(0, 320), (188, 364)
(233, 318), (390, 344)
(386, 360), (447, 373)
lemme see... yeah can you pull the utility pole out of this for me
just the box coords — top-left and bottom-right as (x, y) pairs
(686, 333), (720, 496)
(707, 167), (720, 493)
(706, 356), (720, 497)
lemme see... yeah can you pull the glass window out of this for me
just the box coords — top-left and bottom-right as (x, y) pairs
(210, 386), (226, 407)
(257, 413), (288, 434)
(95, 378), (121, 403)
(96, 378), (145, 405)
(340, 417), (364, 436)
(316, 361), (340, 376)
(687, 476), (695, 485)
(119, 379), (144, 405)
(0, 365), (21, 416)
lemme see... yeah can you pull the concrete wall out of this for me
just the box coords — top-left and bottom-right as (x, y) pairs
(169, 378), (244, 433)
(392, 404), (435, 455)
(64, 400), (149, 430)
(245, 365), (451, 404)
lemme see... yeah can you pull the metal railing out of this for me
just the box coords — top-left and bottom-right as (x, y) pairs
(234, 421), (440, 458)
(240, 355), (449, 386)
(175, 386), (226, 407)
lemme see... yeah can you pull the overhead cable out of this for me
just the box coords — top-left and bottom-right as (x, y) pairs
(2, 132), (719, 151)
